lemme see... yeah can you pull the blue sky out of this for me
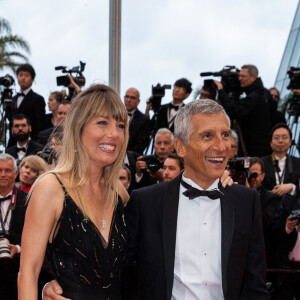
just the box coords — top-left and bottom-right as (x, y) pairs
(1, 0), (298, 112)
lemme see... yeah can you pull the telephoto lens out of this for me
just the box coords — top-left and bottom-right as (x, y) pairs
(0, 237), (11, 262)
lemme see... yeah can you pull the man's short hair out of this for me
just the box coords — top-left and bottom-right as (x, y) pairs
(165, 153), (185, 171)
(12, 113), (31, 125)
(174, 99), (230, 145)
(155, 128), (174, 144)
(270, 123), (292, 140)
(231, 129), (239, 145)
(0, 153), (18, 171)
(174, 78), (192, 94)
(250, 156), (265, 173)
(16, 63), (36, 80)
(241, 64), (258, 77)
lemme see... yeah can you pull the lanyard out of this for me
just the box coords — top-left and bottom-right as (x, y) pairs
(272, 153), (284, 185)
(0, 188), (17, 235)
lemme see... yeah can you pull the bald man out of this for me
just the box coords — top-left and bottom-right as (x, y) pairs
(124, 88), (151, 154)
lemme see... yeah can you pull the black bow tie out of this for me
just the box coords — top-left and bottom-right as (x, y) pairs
(17, 92), (25, 97)
(181, 179), (223, 200)
(128, 112), (133, 117)
(0, 195), (11, 202)
(16, 147), (26, 153)
(169, 103), (180, 111)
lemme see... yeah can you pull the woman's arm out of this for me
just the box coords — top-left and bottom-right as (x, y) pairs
(18, 173), (64, 300)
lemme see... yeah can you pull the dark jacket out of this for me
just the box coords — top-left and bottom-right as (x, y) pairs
(218, 78), (272, 157)
(6, 139), (43, 160)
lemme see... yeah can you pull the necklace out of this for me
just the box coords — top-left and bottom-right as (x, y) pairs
(87, 187), (112, 229)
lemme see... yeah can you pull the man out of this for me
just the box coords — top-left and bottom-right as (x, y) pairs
(124, 88), (151, 154)
(125, 99), (269, 299)
(10, 64), (45, 142)
(262, 123), (300, 198)
(37, 101), (71, 146)
(228, 129), (239, 160)
(134, 128), (174, 188)
(0, 154), (27, 300)
(163, 153), (184, 182)
(215, 64), (272, 157)
(146, 78), (192, 134)
(246, 157), (280, 269)
(6, 114), (42, 165)
(43, 99), (269, 300)
(268, 87), (286, 126)
(119, 165), (131, 190)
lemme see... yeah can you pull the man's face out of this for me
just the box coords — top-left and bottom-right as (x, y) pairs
(239, 68), (256, 88)
(200, 89), (212, 99)
(172, 86), (190, 103)
(269, 89), (280, 103)
(0, 160), (18, 190)
(124, 88), (140, 112)
(270, 127), (292, 155)
(57, 104), (71, 126)
(175, 112), (231, 189)
(12, 118), (31, 142)
(154, 133), (174, 161)
(248, 163), (265, 190)
(17, 71), (34, 91)
(163, 158), (182, 182)
(119, 168), (130, 189)
(229, 137), (238, 160)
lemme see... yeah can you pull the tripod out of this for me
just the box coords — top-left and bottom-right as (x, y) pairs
(286, 99), (300, 157)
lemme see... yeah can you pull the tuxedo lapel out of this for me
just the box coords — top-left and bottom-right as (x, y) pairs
(18, 90), (33, 111)
(220, 184), (235, 298)
(162, 173), (181, 298)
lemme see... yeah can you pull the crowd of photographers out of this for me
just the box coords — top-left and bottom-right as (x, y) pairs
(0, 62), (300, 299)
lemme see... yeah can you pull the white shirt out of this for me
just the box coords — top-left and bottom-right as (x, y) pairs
(168, 102), (183, 129)
(172, 174), (223, 300)
(16, 140), (30, 161)
(0, 192), (13, 232)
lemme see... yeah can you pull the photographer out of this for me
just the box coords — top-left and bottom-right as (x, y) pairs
(146, 78), (192, 134)
(0, 154), (27, 300)
(272, 192), (300, 299)
(134, 128), (174, 189)
(215, 64), (272, 157)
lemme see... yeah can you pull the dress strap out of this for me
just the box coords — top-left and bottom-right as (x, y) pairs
(50, 172), (68, 195)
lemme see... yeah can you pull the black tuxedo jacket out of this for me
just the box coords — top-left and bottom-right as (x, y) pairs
(125, 174), (269, 300)
(6, 139), (43, 159)
(0, 189), (27, 294)
(128, 109), (151, 154)
(261, 154), (300, 191)
(11, 89), (46, 139)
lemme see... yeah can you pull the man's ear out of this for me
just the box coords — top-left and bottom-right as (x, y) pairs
(174, 138), (186, 158)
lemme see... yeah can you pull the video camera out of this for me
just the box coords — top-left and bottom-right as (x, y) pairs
(149, 83), (171, 112)
(0, 74), (14, 88)
(141, 155), (163, 172)
(55, 61), (86, 88)
(200, 65), (241, 100)
(286, 67), (300, 115)
(227, 157), (251, 185)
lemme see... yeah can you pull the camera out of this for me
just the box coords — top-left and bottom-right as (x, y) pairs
(149, 83), (171, 112)
(290, 209), (300, 223)
(38, 146), (57, 164)
(0, 237), (11, 261)
(55, 61), (86, 88)
(227, 157), (251, 185)
(0, 74), (14, 88)
(141, 155), (163, 172)
(200, 65), (242, 100)
(287, 67), (300, 90)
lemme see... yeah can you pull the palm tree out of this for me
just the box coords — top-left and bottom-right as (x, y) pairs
(0, 17), (30, 73)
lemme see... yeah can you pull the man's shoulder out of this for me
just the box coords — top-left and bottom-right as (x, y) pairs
(224, 183), (259, 201)
(27, 89), (45, 101)
(132, 180), (170, 196)
(28, 139), (43, 152)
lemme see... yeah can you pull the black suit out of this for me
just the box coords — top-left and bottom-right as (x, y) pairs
(11, 89), (46, 140)
(6, 139), (43, 160)
(128, 109), (151, 154)
(125, 174), (269, 300)
(0, 188), (27, 300)
(261, 154), (300, 191)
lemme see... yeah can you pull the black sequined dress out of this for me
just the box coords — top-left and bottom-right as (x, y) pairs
(47, 174), (128, 300)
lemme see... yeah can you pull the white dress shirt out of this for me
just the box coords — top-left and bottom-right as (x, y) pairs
(0, 192), (13, 232)
(172, 174), (224, 300)
(17, 87), (31, 108)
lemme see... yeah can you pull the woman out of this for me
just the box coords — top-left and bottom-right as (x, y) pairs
(18, 84), (129, 300)
(44, 91), (63, 129)
(18, 155), (48, 192)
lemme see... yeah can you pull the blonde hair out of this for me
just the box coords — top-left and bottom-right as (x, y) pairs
(53, 84), (128, 216)
(20, 155), (48, 175)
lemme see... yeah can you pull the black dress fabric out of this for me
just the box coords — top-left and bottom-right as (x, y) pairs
(47, 174), (128, 300)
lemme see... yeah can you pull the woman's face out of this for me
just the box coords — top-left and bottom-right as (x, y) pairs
(19, 162), (38, 187)
(48, 94), (60, 112)
(81, 116), (125, 169)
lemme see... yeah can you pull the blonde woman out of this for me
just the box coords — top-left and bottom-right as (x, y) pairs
(18, 84), (129, 300)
